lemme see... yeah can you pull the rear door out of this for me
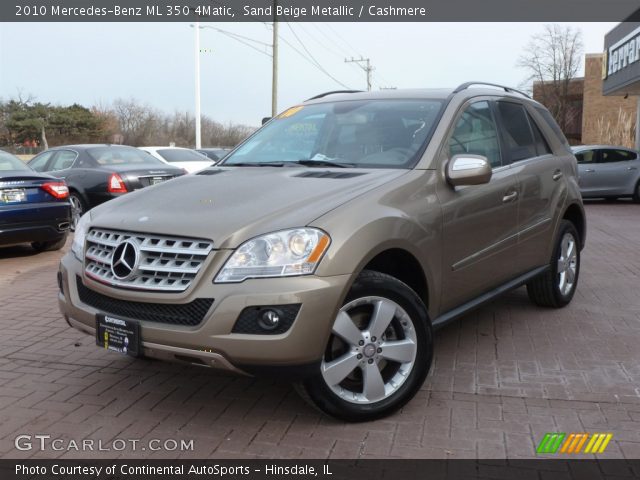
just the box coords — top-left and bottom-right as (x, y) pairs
(497, 101), (567, 272)
(438, 99), (521, 311)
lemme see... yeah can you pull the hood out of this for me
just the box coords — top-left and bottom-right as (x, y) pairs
(89, 166), (407, 249)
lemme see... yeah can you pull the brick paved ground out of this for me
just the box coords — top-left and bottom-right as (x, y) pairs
(0, 201), (639, 460)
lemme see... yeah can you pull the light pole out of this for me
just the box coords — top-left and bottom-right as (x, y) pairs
(271, 2), (278, 117)
(194, 21), (202, 149)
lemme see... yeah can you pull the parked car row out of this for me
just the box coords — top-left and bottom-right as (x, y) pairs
(1, 143), (232, 252)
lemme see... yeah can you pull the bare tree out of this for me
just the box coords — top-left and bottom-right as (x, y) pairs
(518, 24), (583, 135)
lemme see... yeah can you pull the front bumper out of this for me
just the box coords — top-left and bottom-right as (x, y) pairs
(58, 252), (351, 376)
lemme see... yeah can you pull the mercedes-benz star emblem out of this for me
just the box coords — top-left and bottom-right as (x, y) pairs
(111, 240), (140, 280)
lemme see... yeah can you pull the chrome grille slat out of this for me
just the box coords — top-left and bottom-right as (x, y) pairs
(84, 228), (213, 292)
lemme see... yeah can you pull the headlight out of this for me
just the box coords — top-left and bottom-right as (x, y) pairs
(71, 213), (91, 260)
(215, 228), (330, 283)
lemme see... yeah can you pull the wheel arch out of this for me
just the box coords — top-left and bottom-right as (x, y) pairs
(562, 202), (586, 249)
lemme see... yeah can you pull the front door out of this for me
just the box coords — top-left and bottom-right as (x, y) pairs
(438, 100), (521, 312)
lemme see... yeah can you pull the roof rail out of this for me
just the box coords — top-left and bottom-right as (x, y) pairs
(453, 82), (531, 99)
(306, 90), (363, 101)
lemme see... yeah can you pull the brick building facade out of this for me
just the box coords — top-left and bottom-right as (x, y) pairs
(532, 53), (638, 148)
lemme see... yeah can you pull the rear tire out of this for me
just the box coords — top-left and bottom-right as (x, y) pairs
(297, 270), (433, 422)
(69, 192), (86, 231)
(526, 220), (580, 308)
(32, 232), (68, 252)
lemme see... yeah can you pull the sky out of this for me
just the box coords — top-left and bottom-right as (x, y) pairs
(0, 22), (618, 126)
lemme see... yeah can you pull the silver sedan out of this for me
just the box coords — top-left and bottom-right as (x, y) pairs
(572, 145), (640, 201)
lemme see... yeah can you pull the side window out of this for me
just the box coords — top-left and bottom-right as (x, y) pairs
(601, 149), (637, 163)
(28, 151), (55, 172)
(448, 101), (502, 168)
(496, 101), (537, 162)
(527, 113), (552, 156)
(49, 150), (77, 171)
(575, 150), (597, 164)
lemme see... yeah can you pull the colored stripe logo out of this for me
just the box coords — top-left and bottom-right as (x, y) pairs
(537, 433), (613, 454)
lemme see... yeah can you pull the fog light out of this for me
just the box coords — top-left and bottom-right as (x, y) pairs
(258, 309), (281, 330)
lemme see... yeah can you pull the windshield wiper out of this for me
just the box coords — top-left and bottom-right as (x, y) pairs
(225, 162), (286, 167)
(292, 159), (355, 168)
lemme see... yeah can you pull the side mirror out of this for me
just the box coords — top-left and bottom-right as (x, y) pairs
(446, 154), (492, 187)
(261, 117), (272, 125)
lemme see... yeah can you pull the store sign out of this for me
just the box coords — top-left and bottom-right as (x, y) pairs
(606, 25), (640, 79)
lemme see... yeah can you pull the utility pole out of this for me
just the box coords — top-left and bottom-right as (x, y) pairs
(194, 20), (202, 149)
(345, 57), (373, 91)
(271, 1), (278, 117)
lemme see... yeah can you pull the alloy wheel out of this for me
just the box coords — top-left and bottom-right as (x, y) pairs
(557, 232), (577, 296)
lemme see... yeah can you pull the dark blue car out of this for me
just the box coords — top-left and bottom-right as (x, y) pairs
(0, 150), (71, 252)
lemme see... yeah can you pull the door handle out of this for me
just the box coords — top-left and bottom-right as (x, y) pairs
(552, 169), (563, 181)
(502, 190), (518, 203)
(584, 168), (595, 173)
(628, 166), (638, 171)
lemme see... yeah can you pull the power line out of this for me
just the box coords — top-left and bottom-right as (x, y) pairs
(282, 23), (351, 89)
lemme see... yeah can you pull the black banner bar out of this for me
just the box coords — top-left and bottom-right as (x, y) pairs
(3, 0), (640, 22)
(4, 460), (640, 480)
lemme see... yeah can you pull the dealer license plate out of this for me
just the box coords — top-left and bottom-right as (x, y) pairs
(0, 188), (26, 203)
(95, 314), (141, 357)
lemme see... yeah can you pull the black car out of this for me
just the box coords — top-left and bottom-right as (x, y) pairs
(0, 150), (71, 251)
(196, 148), (231, 162)
(28, 144), (184, 228)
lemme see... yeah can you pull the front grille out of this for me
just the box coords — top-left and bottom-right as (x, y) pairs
(76, 276), (213, 326)
(84, 228), (213, 292)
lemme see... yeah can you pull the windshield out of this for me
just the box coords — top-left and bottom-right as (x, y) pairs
(223, 99), (444, 169)
(0, 151), (32, 172)
(88, 147), (165, 166)
(157, 149), (209, 163)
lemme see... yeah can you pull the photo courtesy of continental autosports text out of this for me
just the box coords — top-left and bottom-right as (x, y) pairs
(1, 0), (640, 479)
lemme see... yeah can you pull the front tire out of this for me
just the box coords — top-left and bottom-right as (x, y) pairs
(298, 270), (433, 422)
(526, 220), (580, 308)
(633, 181), (640, 203)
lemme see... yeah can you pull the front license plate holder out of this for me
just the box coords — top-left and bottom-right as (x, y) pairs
(95, 314), (141, 357)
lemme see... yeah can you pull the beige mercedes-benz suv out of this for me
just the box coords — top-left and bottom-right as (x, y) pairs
(58, 83), (586, 421)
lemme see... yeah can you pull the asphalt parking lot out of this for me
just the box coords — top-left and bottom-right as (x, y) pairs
(0, 201), (639, 460)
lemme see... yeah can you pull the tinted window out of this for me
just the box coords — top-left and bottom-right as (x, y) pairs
(574, 150), (597, 164)
(49, 150), (78, 170)
(535, 106), (570, 146)
(600, 149), (637, 163)
(157, 149), (209, 163)
(497, 102), (536, 162)
(28, 151), (55, 172)
(449, 101), (502, 168)
(87, 147), (165, 166)
(224, 99), (444, 169)
(528, 113), (552, 156)
(0, 151), (31, 172)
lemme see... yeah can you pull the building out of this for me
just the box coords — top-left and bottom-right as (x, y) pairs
(533, 53), (638, 148)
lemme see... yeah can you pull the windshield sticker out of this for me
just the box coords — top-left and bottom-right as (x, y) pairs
(277, 105), (304, 119)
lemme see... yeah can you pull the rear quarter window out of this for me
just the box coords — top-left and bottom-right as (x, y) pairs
(535, 106), (570, 146)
